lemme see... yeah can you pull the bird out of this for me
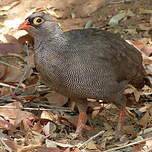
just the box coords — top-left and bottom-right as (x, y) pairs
(18, 12), (151, 135)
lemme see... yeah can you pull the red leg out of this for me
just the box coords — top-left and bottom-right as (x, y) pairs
(75, 112), (87, 134)
(117, 110), (126, 132)
(74, 99), (95, 134)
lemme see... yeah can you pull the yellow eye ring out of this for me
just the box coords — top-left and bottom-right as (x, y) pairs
(33, 17), (44, 25)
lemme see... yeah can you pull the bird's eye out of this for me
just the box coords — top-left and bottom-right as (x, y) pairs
(33, 17), (44, 25)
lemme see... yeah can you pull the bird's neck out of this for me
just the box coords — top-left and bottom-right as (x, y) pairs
(52, 24), (63, 36)
(43, 23), (63, 38)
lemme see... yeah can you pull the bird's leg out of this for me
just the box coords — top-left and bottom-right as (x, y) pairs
(112, 92), (127, 135)
(117, 109), (126, 132)
(74, 99), (88, 134)
(76, 111), (87, 134)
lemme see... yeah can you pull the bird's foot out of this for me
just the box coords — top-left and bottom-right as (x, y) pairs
(75, 112), (95, 134)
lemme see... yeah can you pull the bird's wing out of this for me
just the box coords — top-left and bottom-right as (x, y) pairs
(64, 29), (145, 82)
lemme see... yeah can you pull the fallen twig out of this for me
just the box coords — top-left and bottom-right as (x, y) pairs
(78, 130), (105, 149)
(46, 140), (74, 148)
(0, 54), (26, 64)
(0, 82), (18, 89)
(0, 105), (71, 112)
(103, 136), (152, 152)
(0, 60), (20, 70)
(109, 0), (124, 4)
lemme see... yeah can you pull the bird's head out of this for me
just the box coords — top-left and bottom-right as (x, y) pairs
(18, 13), (62, 37)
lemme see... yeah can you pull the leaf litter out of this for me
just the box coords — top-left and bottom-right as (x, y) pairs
(0, 0), (152, 151)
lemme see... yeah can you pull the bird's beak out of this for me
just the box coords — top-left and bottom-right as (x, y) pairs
(18, 20), (31, 30)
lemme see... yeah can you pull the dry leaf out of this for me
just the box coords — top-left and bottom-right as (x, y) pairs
(0, 87), (11, 96)
(3, 67), (24, 82)
(4, 34), (20, 44)
(45, 92), (68, 107)
(128, 40), (152, 56)
(0, 43), (23, 54)
(4, 65), (32, 83)
(86, 141), (97, 150)
(108, 10), (134, 26)
(103, 122), (112, 130)
(143, 54), (152, 65)
(17, 144), (42, 152)
(0, 101), (34, 126)
(132, 142), (145, 152)
(123, 125), (135, 135)
(47, 9), (64, 19)
(49, 0), (79, 10)
(46, 139), (73, 148)
(138, 112), (150, 128)
(144, 139), (152, 150)
(0, 0), (17, 6)
(0, 119), (16, 131)
(138, 24), (152, 31)
(64, 148), (70, 152)
(73, 148), (81, 152)
(15, 111), (35, 126)
(0, 102), (22, 124)
(76, 0), (106, 17)
(32, 120), (43, 133)
(25, 55), (35, 68)
(18, 34), (34, 45)
(139, 8), (152, 14)
(41, 111), (56, 121)
(2, 33), (24, 53)
(141, 45), (152, 56)
(1, 140), (22, 152)
(0, 64), (7, 80)
(125, 85), (141, 102)
(43, 121), (56, 136)
(109, 13), (126, 26)
(0, 0), (20, 11)
(35, 147), (62, 152)
(92, 109), (100, 119)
